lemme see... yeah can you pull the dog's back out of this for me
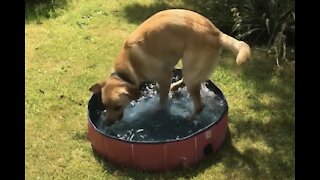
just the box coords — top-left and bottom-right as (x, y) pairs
(125, 9), (221, 56)
(120, 9), (250, 82)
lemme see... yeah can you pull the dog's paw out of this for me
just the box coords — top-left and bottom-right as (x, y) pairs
(155, 102), (166, 112)
(187, 113), (197, 122)
(196, 104), (205, 114)
(187, 116), (194, 122)
(187, 104), (205, 122)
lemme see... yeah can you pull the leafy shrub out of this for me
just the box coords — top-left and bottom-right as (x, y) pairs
(188, 0), (295, 65)
(25, 0), (68, 21)
(192, 0), (238, 34)
(231, 0), (295, 46)
(189, 0), (294, 47)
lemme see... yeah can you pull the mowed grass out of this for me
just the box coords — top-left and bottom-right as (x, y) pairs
(25, 0), (295, 179)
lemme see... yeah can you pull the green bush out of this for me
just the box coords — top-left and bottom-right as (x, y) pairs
(192, 0), (238, 34)
(191, 0), (294, 46)
(231, 0), (295, 46)
(25, 0), (68, 21)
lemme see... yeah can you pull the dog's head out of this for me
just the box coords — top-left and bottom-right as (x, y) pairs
(89, 77), (140, 126)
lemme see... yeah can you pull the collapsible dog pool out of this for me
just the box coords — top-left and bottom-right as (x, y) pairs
(87, 69), (228, 171)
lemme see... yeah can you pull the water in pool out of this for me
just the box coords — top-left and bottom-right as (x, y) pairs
(93, 81), (226, 142)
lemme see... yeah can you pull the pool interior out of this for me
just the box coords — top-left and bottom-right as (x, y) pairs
(88, 69), (228, 143)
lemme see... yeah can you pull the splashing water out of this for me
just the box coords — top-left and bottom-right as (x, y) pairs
(94, 82), (226, 142)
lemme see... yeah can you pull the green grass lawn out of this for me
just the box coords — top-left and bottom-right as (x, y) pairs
(25, 0), (295, 179)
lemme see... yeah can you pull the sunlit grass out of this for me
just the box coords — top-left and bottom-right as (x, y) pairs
(26, 0), (295, 179)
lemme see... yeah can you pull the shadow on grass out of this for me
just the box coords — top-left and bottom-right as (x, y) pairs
(218, 51), (295, 178)
(121, 0), (233, 33)
(122, 2), (170, 24)
(25, 0), (68, 23)
(122, 1), (190, 24)
(72, 131), (88, 141)
(221, 51), (295, 111)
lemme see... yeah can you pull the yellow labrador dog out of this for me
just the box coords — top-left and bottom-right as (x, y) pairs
(90, 9), (250, 126)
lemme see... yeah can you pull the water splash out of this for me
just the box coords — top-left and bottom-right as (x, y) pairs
(94, 82), (226, 142)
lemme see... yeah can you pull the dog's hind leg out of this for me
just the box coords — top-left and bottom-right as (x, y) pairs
(158, 73), (172, 106)
(182, 48), (220, 121)
(185, 83), (204, 121)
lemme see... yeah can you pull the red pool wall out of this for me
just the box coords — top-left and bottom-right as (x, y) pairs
(88, 113), (228, 171)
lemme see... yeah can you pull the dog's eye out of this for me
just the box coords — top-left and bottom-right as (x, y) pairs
(113, 105), (122, 111)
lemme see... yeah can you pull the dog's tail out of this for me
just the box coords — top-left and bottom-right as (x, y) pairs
(219, 32), (251, 65)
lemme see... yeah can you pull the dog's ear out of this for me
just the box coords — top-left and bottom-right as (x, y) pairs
(89, 81), (105, 94)
(123, 85), (141, 100)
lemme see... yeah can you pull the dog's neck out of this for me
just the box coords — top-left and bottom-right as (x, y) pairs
(112, 48), (145, 87)
(111, 71), (136, 86)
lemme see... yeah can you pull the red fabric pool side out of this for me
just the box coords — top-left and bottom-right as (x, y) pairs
(194, 113), (228, 161)
(88, 113), (228, 171)
(194, 129), (213, 161)
(88, 121), (108, 158)
(211, 113), (228, 152)
(103, 138), (133, 167)
(165, 137), (197, 170)
(131, 144), (166, 171)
